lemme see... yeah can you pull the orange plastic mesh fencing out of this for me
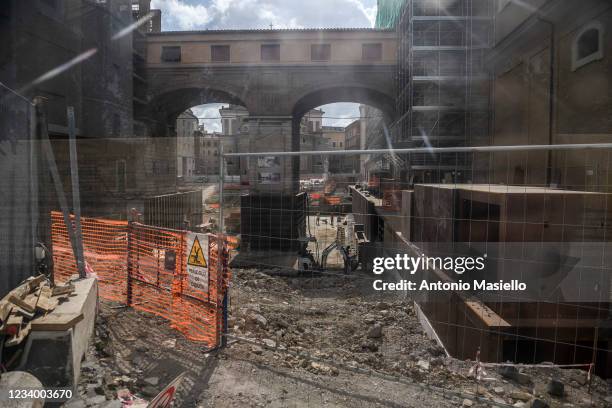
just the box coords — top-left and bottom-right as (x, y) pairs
(51, 211), (128, 302)
(171, 237), (231, 345)
(127, 223), (184, 322)
(51, 212), (230, 349)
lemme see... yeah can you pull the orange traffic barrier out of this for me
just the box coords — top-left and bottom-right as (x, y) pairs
(51, 211), (230, 349)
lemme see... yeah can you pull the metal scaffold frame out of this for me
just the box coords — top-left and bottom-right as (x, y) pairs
(395, 0), (494, 183)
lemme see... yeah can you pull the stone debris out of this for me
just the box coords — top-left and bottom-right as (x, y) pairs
(224, 269), (610, 407)
(367, 323), (383, 338)
(530, 398), (550, 408)
(262, 338), (276, 348)
(416, 360), (430, 371)
(73, 267), (610, 408)
(546, 378), (564, 397)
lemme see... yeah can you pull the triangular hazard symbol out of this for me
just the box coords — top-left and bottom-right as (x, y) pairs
(188, 237), (207, 267)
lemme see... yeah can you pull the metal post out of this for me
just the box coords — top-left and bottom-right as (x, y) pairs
(67, 107), (86, 278)
(217, 143), (227, 347)
(221, 143), (612, 159)
(218, 143), (225, 236)
(39, 102), (81, 280)
(126, 222), (134, 307)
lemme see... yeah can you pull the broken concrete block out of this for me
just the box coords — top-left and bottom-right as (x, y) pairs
(529, 398), (549, 408)
(499, 365), (518, 379)
(498, 365), (532, 385)
(144, 377), (159, 386)
(262, 338), (276, 348)
(416, 360), (430, 370)
(547, 378), (564, 397)
(246, 313), (267, 329)
(509, 391), (532, 401)
(367, 323), (382, 338)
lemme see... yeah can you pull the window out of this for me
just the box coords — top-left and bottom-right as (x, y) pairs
(332, 142), (336, 148)
(311, 44), (331, 61)
(572, 22), (603, 71)
(261, 44), (280, 61)
(211, 45), (230, 62)
(362, 43), (382, 61)
(161, 46), (181, 62)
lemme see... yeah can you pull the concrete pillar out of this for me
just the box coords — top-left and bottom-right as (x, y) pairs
(239, 116), (305, 252)
(241, 116), (297, 194)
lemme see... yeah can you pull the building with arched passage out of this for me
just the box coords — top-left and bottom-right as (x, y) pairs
(142, 29), (397, 187)
(141, 28), (398, 250)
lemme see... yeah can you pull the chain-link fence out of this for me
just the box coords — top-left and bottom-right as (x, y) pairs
(0, 85), (42, 296)
(217, 144), (612, 406)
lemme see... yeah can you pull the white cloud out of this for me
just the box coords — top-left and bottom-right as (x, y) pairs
(318, 103), (361, 128)
(190, 103), (228, 133)
(151, 0), (376, 31)
(151, 0), (212, 30)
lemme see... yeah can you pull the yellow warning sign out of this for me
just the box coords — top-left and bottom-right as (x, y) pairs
(188, 236), (207, 267)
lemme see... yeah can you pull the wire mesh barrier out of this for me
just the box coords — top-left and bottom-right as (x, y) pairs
(51, 211), (230, 348)
(52, 211), (129, 301)
(218, 145), (612, 405)
(0, 85), (40, 295)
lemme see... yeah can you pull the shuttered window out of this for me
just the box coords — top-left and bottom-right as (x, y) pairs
(311, 44), (331, 61)
(211, 45), (230, 62)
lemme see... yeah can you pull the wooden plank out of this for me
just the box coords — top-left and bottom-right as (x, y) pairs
(11, 306), (35, 320)
(8, 294), (36, 314)
(36, 287), (58, 313)
(5, 323), (31, 347)
(52, 283), (75, 297)
(0, 301), (13, 325)
(464, 298), (511, 328)
(0, 313), (23, 336)
(26, 274), (46, 291)
(30, 313), (83, 331)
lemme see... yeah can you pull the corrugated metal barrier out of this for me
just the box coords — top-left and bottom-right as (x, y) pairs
(51, 211), (230, 349)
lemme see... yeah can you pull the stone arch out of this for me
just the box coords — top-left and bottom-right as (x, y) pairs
(148, 87), (247, 125)
(291, 85), (396, 121)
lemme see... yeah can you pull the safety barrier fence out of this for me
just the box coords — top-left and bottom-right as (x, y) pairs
(51, 211), (230, 348)
(218, 144), (612, 390)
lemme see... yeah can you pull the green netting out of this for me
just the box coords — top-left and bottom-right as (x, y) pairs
(374, 0), (406, 28)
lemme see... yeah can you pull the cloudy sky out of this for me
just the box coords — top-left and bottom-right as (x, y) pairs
(151, 0), (376, 131)
(150, 0), (376, 31)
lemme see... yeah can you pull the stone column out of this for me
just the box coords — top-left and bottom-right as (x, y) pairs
(241, 116), (297, 194)
(238, 116), (305, 252)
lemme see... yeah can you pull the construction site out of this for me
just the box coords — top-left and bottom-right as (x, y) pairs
(1, 0), (612, 407)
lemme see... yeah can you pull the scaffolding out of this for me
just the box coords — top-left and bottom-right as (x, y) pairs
(396, 0), (494, 183)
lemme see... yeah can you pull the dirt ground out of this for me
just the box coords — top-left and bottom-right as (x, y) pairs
(67, 267), (610, 408)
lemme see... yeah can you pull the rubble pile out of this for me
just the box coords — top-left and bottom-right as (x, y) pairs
(0, 274), (74, 353)
(72, 268), (610, 407)
(69, 310), (188, 407)
(227, 268), (611, 408)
